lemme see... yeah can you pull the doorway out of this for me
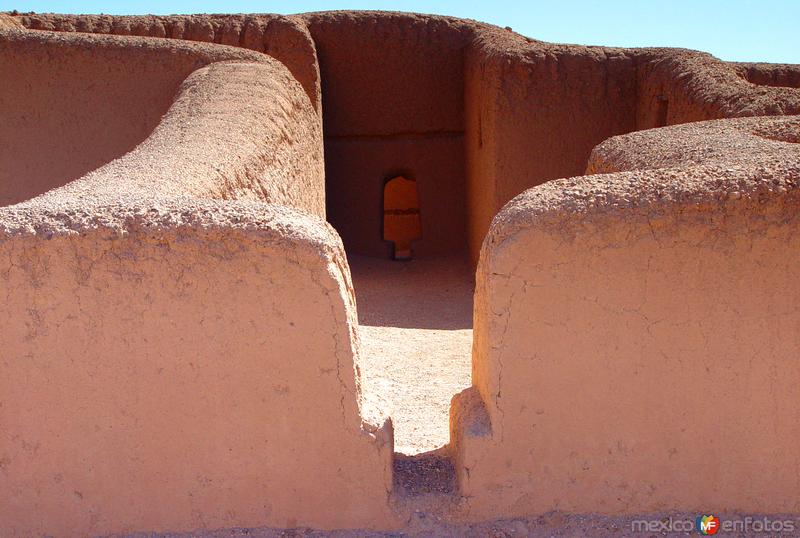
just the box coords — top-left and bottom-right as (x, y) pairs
(383, 175), (421, 260)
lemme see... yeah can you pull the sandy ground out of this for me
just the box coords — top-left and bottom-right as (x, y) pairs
(349, 254), (474, 455)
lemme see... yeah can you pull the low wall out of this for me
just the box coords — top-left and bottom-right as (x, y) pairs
(28, 58), (325, 217)
(586, 115), (800, 174)
(635, 49), (800, 129)
(0, 28), (265, 207)
(732, 62), (800, 89)
(12, 13), (322, 112)
(454, 116), (800, 519)
(0, 201), (396, 537)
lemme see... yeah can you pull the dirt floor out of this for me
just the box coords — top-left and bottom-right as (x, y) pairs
(349, 254), (474, 455)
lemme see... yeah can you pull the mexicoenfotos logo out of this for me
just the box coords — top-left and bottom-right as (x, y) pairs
(696, 514), (721, 535)
(631, 515), (796, 534)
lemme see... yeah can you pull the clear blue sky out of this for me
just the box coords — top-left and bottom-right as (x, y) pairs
(5, 0), (799, 63)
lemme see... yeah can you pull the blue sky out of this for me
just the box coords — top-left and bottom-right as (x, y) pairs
(4, 0), (799, 63)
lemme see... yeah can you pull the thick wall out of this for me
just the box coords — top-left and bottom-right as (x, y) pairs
(17, 12), (800, 262)
(304, 12), (472, 258)
(0, 13), (21, 28)
(1, 29), (324, 217)
(4, 13), (800, 532)
(463, 29), (639, 262)
(732, 62), (800, 89)
(0, 26), (379, 536)
(0, 202), (396, 536)
(453, 117), (800, 519)
(587, 115), (800, 174)
(0, 29), (265, 207)
(13, 13), (322, 112)
(462, 35), (800, 263)
(28, 59), (325, 217)
(634, 49), (800, 129)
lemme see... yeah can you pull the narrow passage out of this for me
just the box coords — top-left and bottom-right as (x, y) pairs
(349, 254), (473, 455)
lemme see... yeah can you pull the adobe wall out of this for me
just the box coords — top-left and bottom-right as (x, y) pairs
(732, 62), (800, 89)
(587, 115), (800, 173)
(0, 29), (264, 207)
(17, 12), (800, 262)
(15, 11), (476, 259)
(634, 50), (800, 129)
(462, 37), (800, 263)
(463, 29), (639, 261)
(0, 27), (384, 536)
(3, 13), (800, 533)
(454, 116), (800, 519)
(29, 59), (325, 217)
(0, 13), (21, 28)
(303, 12), (472, 258)
(0, 202), (395, 536)
(12, 13), (322, 112)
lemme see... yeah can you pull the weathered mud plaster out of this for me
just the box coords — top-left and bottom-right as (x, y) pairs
(455, 116), (800, 519)
(732, 62), (800, 89)
(0, 28), (324, 216)
(0, 25), (390, 537)
(586, 115), (800, 173)
(463, 31), (800, 262)
(635, 50), (800, 129)
(12, 12), (322, 113)
(0, 29), (268, 206)
(0, 201), (395, 536)
(14, 12), (800, 261)
(2, 10), (800, 535)
(302, 12), (473, 258)
(463, 32), (639, 262)
(0, 13), (21, 28)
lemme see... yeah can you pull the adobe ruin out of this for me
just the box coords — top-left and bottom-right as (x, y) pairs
(1, 10), (799, 536)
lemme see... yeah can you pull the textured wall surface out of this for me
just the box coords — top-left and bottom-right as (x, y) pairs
(455, 116), (800, 519)
(12, 11), (800, 261)
(0, 25), (388, 537)
(0, 28), (325, 215)
(2, 10), (800, 535)
(12, 13), (322, 113)
(463, 30), (638, 261)
(732, 62), (800, 89)
(463, 35), (800, 262)
(635, 50), (800, 129)
(0, 202), (395, 536)
(0, 29), (265, 206)
(303, 12), (472, 257)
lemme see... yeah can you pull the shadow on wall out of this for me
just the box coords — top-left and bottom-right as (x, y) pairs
(12, 13), (800, 265)
(349, 254), (474, 330)
(734, 63), (800, 89)
(310, 14), (469, 260)
(312, 16), (644, 263)
(0, 33), (199, 206)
